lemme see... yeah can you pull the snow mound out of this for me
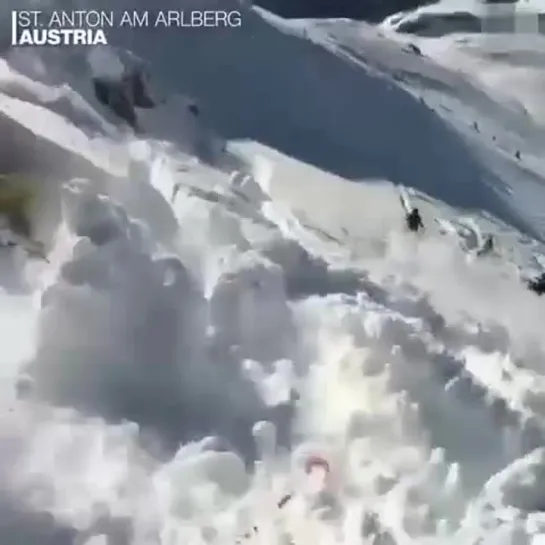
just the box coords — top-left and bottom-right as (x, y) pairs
(209, 250), (296, 364)
(26, 174), (302, 457)
(482, 448), (545, 513)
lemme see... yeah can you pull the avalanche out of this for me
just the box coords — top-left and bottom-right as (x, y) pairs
(0, 0), (545, 544)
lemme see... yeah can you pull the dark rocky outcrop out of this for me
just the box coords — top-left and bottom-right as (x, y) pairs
(92, 67), (156, 131)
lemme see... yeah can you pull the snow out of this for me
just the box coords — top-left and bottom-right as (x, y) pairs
(1, 0), (545, 544)
(382, 0), (545, 38)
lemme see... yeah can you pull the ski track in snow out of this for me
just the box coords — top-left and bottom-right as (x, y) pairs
(1, 1), (545, 544)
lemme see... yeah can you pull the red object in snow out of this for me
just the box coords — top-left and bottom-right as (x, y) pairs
(304, 455), (330, 474)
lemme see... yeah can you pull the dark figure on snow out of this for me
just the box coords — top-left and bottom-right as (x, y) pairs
(527, 273), (545, 295)
(406, 208), (424, 232)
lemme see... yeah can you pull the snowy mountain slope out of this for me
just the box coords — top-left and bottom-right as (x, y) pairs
(121, 3), (545, 241)
(1, 2), (545, 545)
(414, 32), (545, 126)
(297, 16), (545, 239)
(381, 0), (545, 124)
(6, 0), (545, 240)
(383, 0), (545, 38)
(234, 140), (545, 272)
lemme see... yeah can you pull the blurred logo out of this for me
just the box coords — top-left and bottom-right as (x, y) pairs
(480, 1), (541, 35)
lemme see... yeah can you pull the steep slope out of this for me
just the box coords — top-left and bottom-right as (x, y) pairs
(6, 0), (545, 240)
(1, 2), (545, 545)
(300, 16), (545, 238)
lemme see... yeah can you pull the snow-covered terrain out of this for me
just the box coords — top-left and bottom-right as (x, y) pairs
(1, 0), (545, 544)
(254, 0), (435, 23)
